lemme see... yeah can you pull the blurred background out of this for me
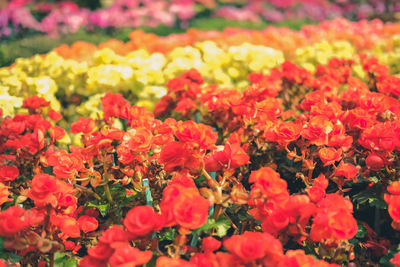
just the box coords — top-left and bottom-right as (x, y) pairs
(0, 0), (399, 67)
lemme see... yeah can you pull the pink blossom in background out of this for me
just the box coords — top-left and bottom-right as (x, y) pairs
(0, 0), (398, 39)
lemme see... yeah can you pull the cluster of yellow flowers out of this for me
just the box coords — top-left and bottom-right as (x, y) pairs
(0, 41), (284, 117)
(3, 35), (400, 118)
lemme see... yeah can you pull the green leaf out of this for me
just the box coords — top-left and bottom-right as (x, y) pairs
(54, 252), (77, 267)
(193, 216), (231, 238)
(352, 185), (387, 209)
(369, 197), (388, 209)
(158, 228), (177, 242)
(370, 176), (379, 183)
(88, 202), (110, 217)
(380, 249), (399, 267)
(355, 221), (366, 238)
(0, 236), (4, 250)
(9, 252), (21, 263)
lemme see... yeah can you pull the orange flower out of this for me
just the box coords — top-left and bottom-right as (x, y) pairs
(174, 120), (217, 150)
(318, 147), (342, 166)
(124, 205), (164, 238)
(159, 141), (202, 173)
(28, 173), (58, 207)
(172, 193), (209, 230)
(71, 117), (95, 134)
(224, 231), (283, 264)
(47, 150), (83, 180)
(0, 165), (19, 182)
(121, 127), (153, 153)
(78, 215), (98, 233)
(333, 162), (358, 181)
(156, 256), (193, 267)
(0, 182), (11, 205)
(108, 245), (152, 267)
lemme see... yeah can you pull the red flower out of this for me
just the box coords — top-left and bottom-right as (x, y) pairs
(301, 115), (333, 146)
(71, 117), (95, 134)
(0, 206), (29, 236)
(224, 231), (283, 264)
(47, 150), (83, 180)
(279, 250), (338, 267)
(388, 182), (400, 195)
(108, 245), (152, 267)
(78, 215), (98, 233)
(101, 93), (130, 123)
(22, 96), (50, 110)
(51, 214), (81, 238)
(391, 251), (400, 267)
(160, 183), (200, 227)
(385, 194), (400, 222)
(365, 152), (386, 171)
(49, 109), (62, 122)
(98, 225), (130, 244)
(121, 127), (153, 153)
(124, 205), (163, 238)
(88, 242), (114, 261)
(204, 133), (249, 172)
(310, 194), (357, 242)
(78, 256), (107, 267)
(174, 120), (217, 150)
(159, 141), (202, 173)
(0, 182), (11, 205)
(318, 147), (342, 166)
(334, 162), (358, 181)
(172, 193), (209, 229)
(156, 256), (193, 267)
(202, 237), (221, 253)
(0, 165), (19, 182)
(28, 173), (58, 207)
(49, 125), (66, 141)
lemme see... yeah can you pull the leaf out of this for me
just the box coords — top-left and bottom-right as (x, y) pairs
(380, 249), (399, 267)
(54, 252), (77, 267)
(193, 216), (231, 238)
(0, 236), (4, 250)
(9, 252), (21, 263)
(369, 197), (388, 209)
(370, 176), (379, 183)
(355, 221), (366, 238)
(158, 228), (177, 242)
(43, 166), (53, 175)
(88, 202), (110, 217)
(352, 185), (387, 209)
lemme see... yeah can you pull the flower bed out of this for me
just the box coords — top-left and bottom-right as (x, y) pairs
(2, 19), (400, 124)
(1, 15), (400, 266)
(0, 51), (400, 265)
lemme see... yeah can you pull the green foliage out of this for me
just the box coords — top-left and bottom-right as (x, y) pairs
(352, 184), (388, 210)
(0, 236), (22, 263)
(193, 215), (231, 238)
(380, 248), (400, 267)
(88, 201), (110, 217)
(355, 220), (367, 239)
(54, 252), (78, 267)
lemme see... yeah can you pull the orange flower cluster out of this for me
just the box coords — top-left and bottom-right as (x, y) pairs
(53, 18), (400, 61)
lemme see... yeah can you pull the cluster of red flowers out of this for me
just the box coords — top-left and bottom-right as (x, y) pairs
(0, 53), (399, 266)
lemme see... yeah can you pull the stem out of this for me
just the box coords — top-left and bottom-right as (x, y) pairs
(104, 183), (113, 204)
(49, 252), (54, 267)
(201, 168), (214, 182)
(103, 162), (114, 204)
(75, 184), (102, 201)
